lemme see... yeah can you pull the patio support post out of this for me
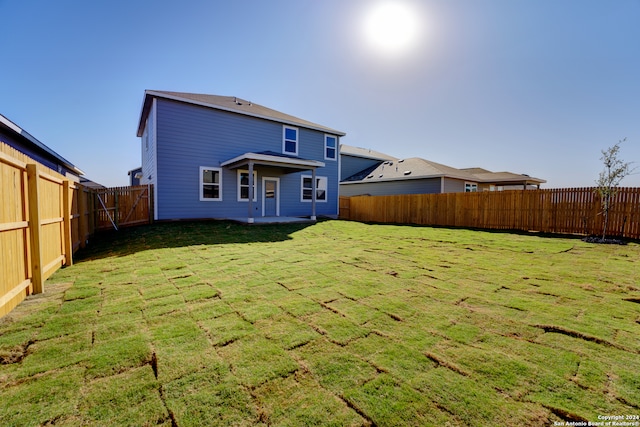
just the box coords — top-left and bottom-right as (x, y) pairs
(311, 167), (317, 221)
(248, 161), (254, 224)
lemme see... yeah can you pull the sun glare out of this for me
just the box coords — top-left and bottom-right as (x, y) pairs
(363, 2), (421, 55)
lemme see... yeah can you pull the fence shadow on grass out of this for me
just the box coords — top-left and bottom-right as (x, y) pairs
(73, 220), (315, 263)
(352, 218), (640, 245)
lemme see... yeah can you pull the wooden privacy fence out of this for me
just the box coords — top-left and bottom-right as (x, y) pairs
(0, 145), (93, 317)
(1, 141), (154, 318)
(340, 187), (640, 239)
(95, 185), (153, 231)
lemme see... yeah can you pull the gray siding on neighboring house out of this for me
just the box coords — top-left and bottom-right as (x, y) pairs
(340, 177), (441, 197)
(341, 155), (382, 181)
(442, 178), (466, 193)
(146, 98), (339, 220)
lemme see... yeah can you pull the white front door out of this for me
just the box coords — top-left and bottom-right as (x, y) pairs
(262, 177), (279, 217)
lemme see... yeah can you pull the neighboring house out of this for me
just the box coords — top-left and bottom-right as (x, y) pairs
(340, 144), (397, 181)
(128, 167), (143, 186)
(136, 90), (345, 222)
(79, 177), (106, 190)
(340, 145), (545, 197)
(0, 113), (83, 179)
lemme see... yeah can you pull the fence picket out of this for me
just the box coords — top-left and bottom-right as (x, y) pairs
(1, 141), (154, 318)
(340, 187), (640, 239)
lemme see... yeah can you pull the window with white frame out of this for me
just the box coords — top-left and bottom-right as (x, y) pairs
(465, 182), (478, 193)
(237, 170), (257, 201)
(283, 126), (298, 155)
(324, 134), (337, 160)
(143, 127), (149, 151)
(301, 175), (327, 202)
(200, 167), (222, 201)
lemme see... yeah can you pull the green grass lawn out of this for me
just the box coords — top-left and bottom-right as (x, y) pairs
(1, 220), (639, 426)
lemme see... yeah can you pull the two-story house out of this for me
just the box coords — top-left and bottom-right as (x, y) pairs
(136, 91), (345, 223)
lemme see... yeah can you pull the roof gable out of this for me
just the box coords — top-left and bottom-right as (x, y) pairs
(137, 90), (345, 137)
(339, 144), (397, 161)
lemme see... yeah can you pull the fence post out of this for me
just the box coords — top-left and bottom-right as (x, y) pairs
(114, 190), (119, 229)
(26, 164), (44, 294)
(62, 180), (73, 266)
(78, 185), (87, 248)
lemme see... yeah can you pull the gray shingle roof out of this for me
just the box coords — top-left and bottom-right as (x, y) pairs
(137, 91), (345, 137)
(344, 157), (546, 185)
(339, 144), (397, 161)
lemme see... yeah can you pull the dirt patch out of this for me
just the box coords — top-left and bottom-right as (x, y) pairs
(424, 352), (470, 377)
(534, 324), (635, 353)
(581, 237), (627, 245)
(542, 404), (589, 423)
(0, 339), (34, 365)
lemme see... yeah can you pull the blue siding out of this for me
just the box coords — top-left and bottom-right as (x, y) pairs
(140, 100), (156, 186)
(340, 178), (442, 196)
(152, 99), (339, 220)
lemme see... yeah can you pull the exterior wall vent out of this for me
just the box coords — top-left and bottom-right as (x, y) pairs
(404, 170), (412, 175)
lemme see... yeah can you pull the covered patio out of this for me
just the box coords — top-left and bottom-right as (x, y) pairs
(221, 151), (325, 224)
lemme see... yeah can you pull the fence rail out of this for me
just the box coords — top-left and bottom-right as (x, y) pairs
(340, 187), (640, 239)
(1, 141), (153, 318)
(95, 185), (153, 231)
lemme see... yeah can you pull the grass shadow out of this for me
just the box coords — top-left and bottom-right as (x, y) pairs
(352, 220), (640, 244)
(74, 220), (314, 263)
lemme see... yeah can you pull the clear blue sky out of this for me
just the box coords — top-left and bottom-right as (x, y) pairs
(2, 0), (639, 188)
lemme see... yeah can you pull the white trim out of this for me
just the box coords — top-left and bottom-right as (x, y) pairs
(0, 114), (22, 133)
(282, 125), (298, 156)
(261, 177), (280, 217)
(237, 169), (257, 202)
(221, 152), (324, 169)
(324, 134), (337, 161)
(200, 167), (223, 201)
(301, 175), (328, 203)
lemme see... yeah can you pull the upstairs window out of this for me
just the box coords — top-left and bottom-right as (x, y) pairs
(301, 175), (327, 202)
(325, 135), (337, 160)
(200, 167), (222, 201)
(465, 182), (478, 193)
(143, 127), (149, 151)
(283, 126), (298, 155)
